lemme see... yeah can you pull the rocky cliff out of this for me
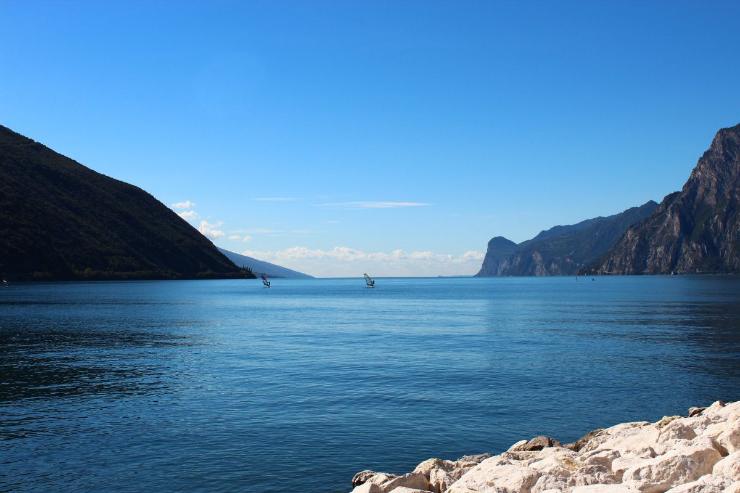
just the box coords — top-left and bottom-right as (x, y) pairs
(350, 400), (740, 493)
(0, 125), (250, 280)
(593, 124), (740, 275)
(476, 202), (657, 277)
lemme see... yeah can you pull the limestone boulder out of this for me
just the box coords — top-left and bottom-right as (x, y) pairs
(663, 474), (733, 492)
(713, 451), (740, 481)
(566, 429), (606, 452)
(380, 473), (430, 493)
(571, 485), (639, 492)
(353, 470), (397, 487)
(387, 487), (434, 493)
(622, 439), (722, 493)
(352, 482), (382, 493)
(447, 461), (541, 493)
(687, 408), (705, 418)
(412, 457), (478, 493)
(510, 436), (562, 452)
(580, 423), (659, 456)
(657, 420), (697, 443)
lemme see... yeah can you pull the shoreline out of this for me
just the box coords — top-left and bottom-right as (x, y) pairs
(350, 400), (739, 493)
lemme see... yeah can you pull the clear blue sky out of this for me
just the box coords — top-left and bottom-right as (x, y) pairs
(1, 1), (739, 276)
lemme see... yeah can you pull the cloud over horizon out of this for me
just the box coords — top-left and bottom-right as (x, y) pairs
(198, 220), (225, 240)
(171, 200), (196, 210)
(241, 246), (484, 277)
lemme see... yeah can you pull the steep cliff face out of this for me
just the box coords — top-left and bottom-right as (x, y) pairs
(0, 125), (249, 280)
(594, 124), (740, 274)
(476, 202), (657, 276)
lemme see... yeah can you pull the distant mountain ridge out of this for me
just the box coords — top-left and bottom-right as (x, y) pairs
(218, 248), (313, 278)
(0, 125), (251, 280)
(476, 201), (658, 276)
(592, 123), (740, 274)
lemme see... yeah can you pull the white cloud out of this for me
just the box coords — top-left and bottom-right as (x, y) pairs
(243, 235), (252, 242)
(178, 210), (198, 221)
(198, 220), (225, 240)
(242, 246), (484, 277)
(318, 201), (430, 209)
(172, 200), (196, 210)
(253, 197), (298, 202)
(228, 234), (242, 241)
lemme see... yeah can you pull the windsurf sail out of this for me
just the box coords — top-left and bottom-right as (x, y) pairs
(261, 274), (271, 288)
(363, 273), (375, 288)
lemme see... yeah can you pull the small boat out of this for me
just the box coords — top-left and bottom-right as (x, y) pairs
(261, 273), (271, 288)
(363, 273), (375, 288)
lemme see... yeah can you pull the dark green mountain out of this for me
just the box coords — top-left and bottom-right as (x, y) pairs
(593, 123), (740, 274)
(0, 125), (251, 280)
(476, 201), (658, 276)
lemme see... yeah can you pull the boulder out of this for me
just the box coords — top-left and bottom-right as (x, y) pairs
(510, 436), (562, 452)
(387, 488), (434, 493)
(579, 423), (659, 456)
(353, 470), (396, 487)
(380, 473), (430, 493)
(458, 454), (492, 464)
(622, 439), (722, 492)
(412, 457), (479, 493)
(713, 451), (740, 480)
(663, 474), (733, 492)
(657, 420), (697, 443)
(352, 482), (382, 493)
(687, 407), (706, 418)
(567, 429), (606, 452)
(581, 449), (621, 470)
(571, 485), (638, 492)
(447, 461), (541, 493)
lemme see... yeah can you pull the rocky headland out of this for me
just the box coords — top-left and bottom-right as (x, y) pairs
(593, 123), (740, 275)
(350, 400), (739, 493)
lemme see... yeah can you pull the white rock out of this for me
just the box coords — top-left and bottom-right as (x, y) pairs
(413, 458), (477, 493)
(448, 461), (541, 493)
(663, 473), (733, 492)
(725, 482), (740, 493)
(712, 451), (740, 480)
(388, 487), (434, 493)
(531, 465), (572, 493)
(611, 449), (657, 481)
(508, 440), (528, 451)
(582, 423), (659, 457)
(380, 473), (430, 493)
(622, 439), (722, 493)
(571, 485), (638, 492)
(581, 449), (621, 470)
(658, 420), (697, 443)
(352, 482), (382, 493)
(716, 425), (740, 454)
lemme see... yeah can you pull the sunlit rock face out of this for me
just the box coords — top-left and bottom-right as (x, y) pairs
(595, 123), (740, 275)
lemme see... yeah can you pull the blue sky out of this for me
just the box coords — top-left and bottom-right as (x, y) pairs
(1, 1), (739, 276)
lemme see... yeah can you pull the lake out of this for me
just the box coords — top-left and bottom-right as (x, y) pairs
(1, 276), (739, 492)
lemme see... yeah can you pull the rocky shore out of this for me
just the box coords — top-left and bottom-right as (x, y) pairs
(350, 400), (739, 493)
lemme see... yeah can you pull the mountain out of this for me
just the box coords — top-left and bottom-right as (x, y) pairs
(593, 124), (740, 274)
(218, 248), (313, 278)
(0, 124), (251, 280)
(476, 201), (658, 276)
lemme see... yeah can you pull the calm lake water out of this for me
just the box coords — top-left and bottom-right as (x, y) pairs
(1, 277), (739, 492)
